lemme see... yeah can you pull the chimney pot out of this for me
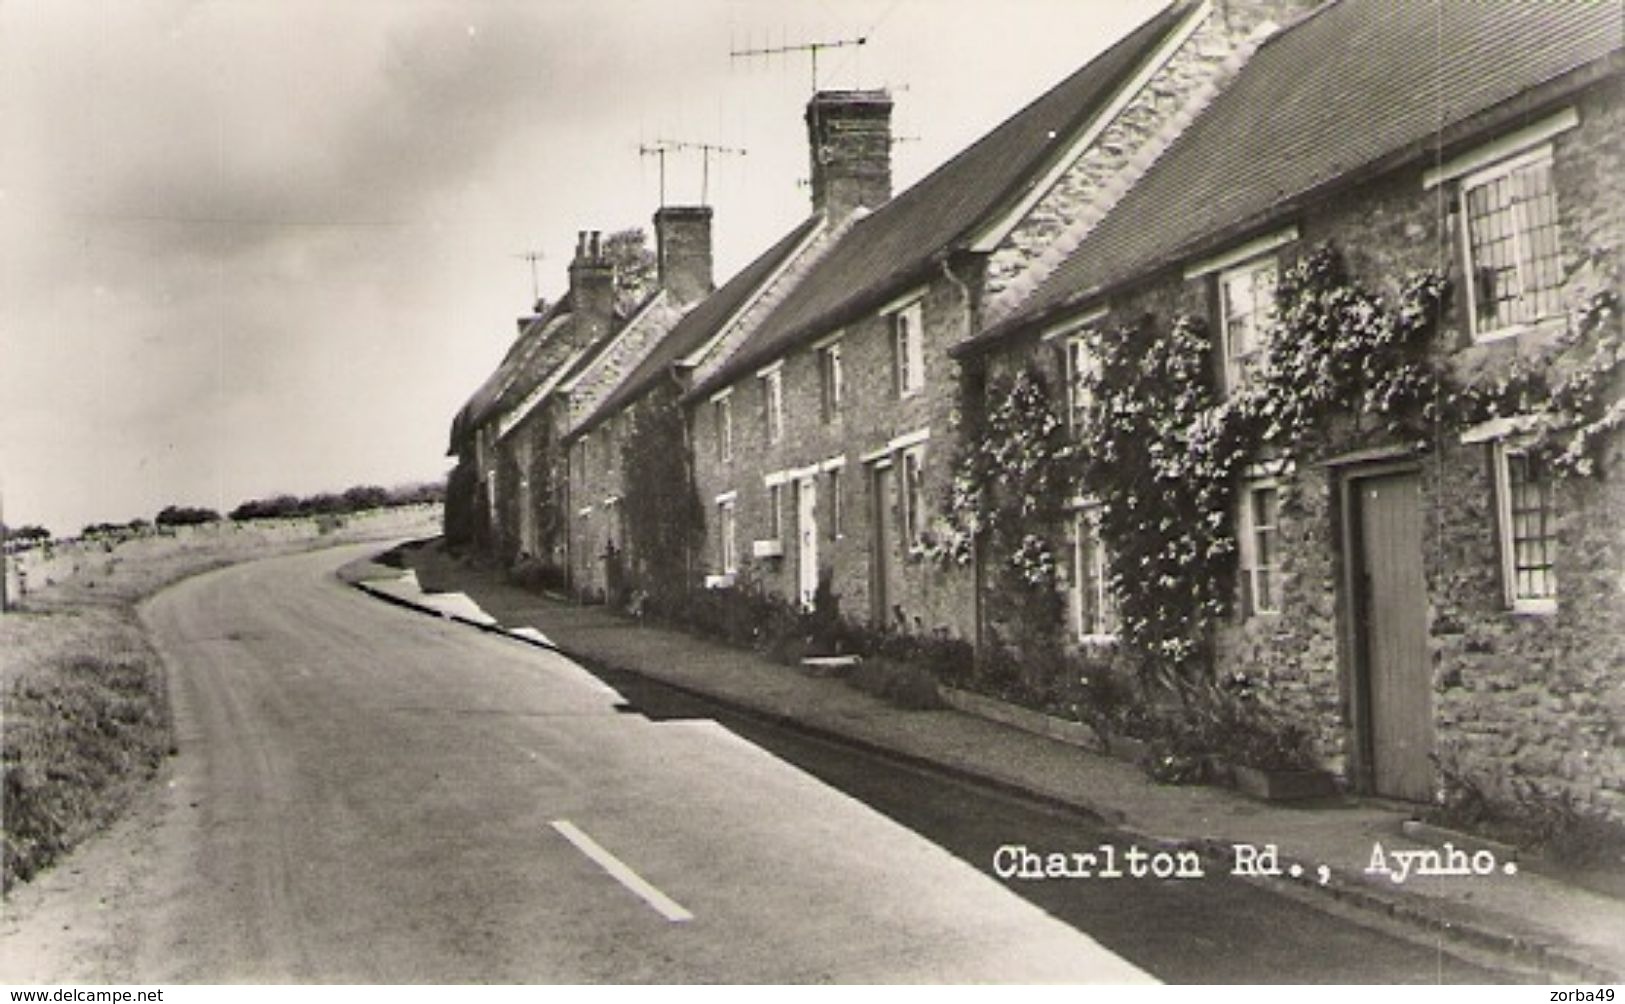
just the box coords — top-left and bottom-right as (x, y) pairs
(568, 227), (616, 350)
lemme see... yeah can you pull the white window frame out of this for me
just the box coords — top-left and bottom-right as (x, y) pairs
(1062, 332), (1097, 436)
(1070, 503), (1118, 643)
(1217, 254), (1279, 396)
(768, 481), (784, 541)
(819, 339), (844, 422)
(827, 466), (843, 540)
(1237, 479), (1282, 617)
(717, 495), (738, 575)
(603, 496), (622, 549)
(899, 444), (927, 552)
(713, 392), (734, 462)
(1492, 438), (1558, 614)
(891, 300), (925, 399)
(760, 366), (784, 444)
(1456, 145), (1564, 343)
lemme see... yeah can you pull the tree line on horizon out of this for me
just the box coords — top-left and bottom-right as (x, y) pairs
(2, 479), (445, 546)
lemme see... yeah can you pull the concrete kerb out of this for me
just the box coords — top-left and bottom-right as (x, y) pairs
(341, 565), (1614, 983)
(349, 578), (564, 655)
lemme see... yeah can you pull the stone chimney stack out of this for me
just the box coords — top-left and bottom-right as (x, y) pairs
(653, 206), (714, 306)
(806, 89), (893, 220)
(568, 230), (615, 347)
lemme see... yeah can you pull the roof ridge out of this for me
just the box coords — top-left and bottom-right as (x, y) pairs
(865, 1), (1189, 248)
(682, 2), (1197, 397)
(967, 0), (1622, 351)
(982, 19), (1269, 328)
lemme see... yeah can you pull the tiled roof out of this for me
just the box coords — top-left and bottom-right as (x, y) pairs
(448, 296), (573, 453)
(970, 0), (1625, 349)
(449, 287), (644, 452)
(685, 0), (1192, 400)
(561, 292), (688, 437)
(571, 215), (823, 437)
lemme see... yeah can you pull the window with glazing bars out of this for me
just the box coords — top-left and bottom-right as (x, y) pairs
(718, 500), (737, 574)
(1462, 151), (1563, 338)
(1218, 257), (1278, 394)
(1062, 334), (1096, 436)
(1072, 506), (1118, 639)
(762, 369), (783, 443)
(1499, 448), (1557, 606)
(1241, 483), (1280, 615)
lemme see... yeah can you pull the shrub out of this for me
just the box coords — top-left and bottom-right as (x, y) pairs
(155, 505), (220, 527)
(507, 555), (568, 593)
(341, 485), (391, 511)
(1428, 755), (1625, 871)
(846, 657), (945, 710)
(1143, 674), (1319, 781)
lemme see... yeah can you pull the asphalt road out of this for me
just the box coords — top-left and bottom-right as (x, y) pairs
(0, 544), (1151, 983)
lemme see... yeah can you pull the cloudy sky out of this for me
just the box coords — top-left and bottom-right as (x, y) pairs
(0, 0), (1161, 536)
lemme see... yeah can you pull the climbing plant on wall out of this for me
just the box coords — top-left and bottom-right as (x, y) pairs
(1072, 246), (1453, 684)
(1240, 246), (1449, 453)
(619, 383), (707, 613)
(1445, 255), (1623, 478)
(944, 241), (1616, 690)
(934, 369), (1078, 644)
(1075, 312), (1243, 683)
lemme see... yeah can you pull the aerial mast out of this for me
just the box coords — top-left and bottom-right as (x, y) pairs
(730, 35), (868, 92)
(512, 250), (545, 303)
(640, 139), (747, 206)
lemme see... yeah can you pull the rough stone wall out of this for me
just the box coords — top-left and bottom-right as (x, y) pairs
(1211, 465), (1348, 773)
(564, 296), (682, 436)
(982, 4), (1263, 319)
(1430, 437), (1625, 818)
(1309, 83), (1624, 810)
(566, 415), (628, 602)
(688, 269), (977, 636)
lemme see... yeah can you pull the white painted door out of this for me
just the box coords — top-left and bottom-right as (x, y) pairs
(798, 477), (818, 609)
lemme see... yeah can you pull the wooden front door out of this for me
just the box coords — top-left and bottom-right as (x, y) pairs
(797, 476), (818, 610)
(1352, 469), (1433, 801)
(869, 462), (894, 625)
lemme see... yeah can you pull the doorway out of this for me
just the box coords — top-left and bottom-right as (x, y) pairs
(1346, 468), (1433, 801)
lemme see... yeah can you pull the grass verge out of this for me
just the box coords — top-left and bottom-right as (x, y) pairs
(2, 605), (170, 890)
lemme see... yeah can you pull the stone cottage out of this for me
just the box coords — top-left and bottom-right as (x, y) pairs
(956, 0), (1624, 808)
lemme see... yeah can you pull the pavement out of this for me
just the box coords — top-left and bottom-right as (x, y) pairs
(344, 541), (1625, 984)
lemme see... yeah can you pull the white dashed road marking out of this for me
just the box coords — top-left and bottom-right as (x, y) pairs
(550, 819), (694, 922)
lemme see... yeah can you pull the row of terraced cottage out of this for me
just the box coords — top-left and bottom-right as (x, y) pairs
(448, 0), (1623, 814)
